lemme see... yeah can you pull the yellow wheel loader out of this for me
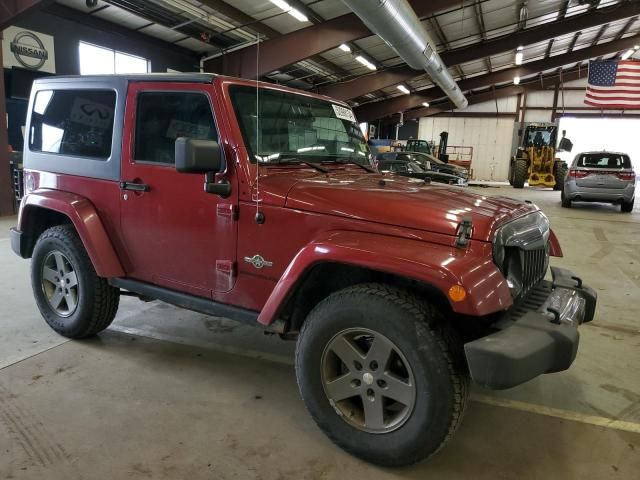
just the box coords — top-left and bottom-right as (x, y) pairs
(508, 124), (572, 190)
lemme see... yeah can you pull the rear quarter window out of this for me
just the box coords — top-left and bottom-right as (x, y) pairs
(29, 89), (116, 160)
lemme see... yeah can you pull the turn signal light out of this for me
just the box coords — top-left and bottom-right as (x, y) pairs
(448, 285), (467, 302)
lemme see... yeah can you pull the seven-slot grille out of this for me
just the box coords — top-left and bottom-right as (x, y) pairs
(520, 247), (548, 296)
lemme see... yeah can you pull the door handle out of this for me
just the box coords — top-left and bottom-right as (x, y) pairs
(120, 181), (150, 192)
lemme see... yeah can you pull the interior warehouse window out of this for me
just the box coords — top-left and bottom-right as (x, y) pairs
(29, 89), (116, 159)
(79, 41), (150, 75)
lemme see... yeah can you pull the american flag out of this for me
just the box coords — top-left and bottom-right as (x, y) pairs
(585, 59), (640, 108)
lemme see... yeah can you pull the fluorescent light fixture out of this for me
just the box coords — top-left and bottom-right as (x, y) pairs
(422, 102), (430, 108)
(517, 45), (524, 51)
(513, 76), (521, 85)
(355, 55), (377, 70)
(621, 49), (635, 60)
(397, 85), (410, 94)
(515, 51), (523, 65)
(288, 8), (308, 22)
(339, 44), (351, 53)
(269, 0), (308, 22)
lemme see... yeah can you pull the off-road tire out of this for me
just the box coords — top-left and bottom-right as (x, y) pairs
(553, 161), (568, 191)
(512, 158), (528, 189)
(561, 189), (572, 208)
(31, 225), (120, 338)
(295, 283), (469, 467)
(507, 161), (514, 186)
(621, 199), (634, 213)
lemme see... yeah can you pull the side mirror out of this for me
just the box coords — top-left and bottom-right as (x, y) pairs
(175, 138), (223, 173)
(558, 137), (573, 153)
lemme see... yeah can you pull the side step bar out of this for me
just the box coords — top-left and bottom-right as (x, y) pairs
(109, 278), (260, 327)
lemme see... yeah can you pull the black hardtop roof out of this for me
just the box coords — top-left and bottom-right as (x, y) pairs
(33, 73), (216, 86)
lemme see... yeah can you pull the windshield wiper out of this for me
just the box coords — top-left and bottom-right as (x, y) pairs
(263, 156), (329, 173)
(323, 158), (376, 173)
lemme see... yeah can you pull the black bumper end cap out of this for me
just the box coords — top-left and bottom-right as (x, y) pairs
(464, 312), (579, 390)
(9, 228), (27, 258)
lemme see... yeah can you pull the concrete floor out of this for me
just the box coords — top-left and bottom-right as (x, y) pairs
(1, 186), (639, 479)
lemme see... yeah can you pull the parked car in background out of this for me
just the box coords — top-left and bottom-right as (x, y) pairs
(562, 151), (635, 212)
(376, 158), (467, 186)
(376, 151), (469, 179)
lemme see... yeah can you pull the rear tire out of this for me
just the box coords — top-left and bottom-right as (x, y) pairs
(553, 162), (568, 191)
(295, 283), (469, 467)
(31, 225), (120, 338)
(621, 199), (634, 213)
(561, 189), (572, 208)
(512, 158), (528, 189)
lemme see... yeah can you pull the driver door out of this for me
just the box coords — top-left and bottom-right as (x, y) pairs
(119, 82), (237, 298)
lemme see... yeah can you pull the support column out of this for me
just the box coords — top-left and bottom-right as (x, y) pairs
(0, 32), (15, 217)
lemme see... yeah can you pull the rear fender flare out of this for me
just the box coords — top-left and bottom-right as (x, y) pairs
(18, 190), (125, 277)
(257, 231), (512, 325)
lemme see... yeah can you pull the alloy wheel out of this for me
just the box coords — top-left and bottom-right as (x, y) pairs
(41, 251), (79, 317)
(320, 328), (416, 434)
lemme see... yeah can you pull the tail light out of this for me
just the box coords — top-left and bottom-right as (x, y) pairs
(616, 171), (636, 181)
(569, 169), (590, 179)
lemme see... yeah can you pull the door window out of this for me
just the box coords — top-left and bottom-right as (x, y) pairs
(134, 92), (217, 165)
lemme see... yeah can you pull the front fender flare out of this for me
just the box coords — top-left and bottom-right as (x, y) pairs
(257, 231), (512, 326)
(18, 190), (125, 278)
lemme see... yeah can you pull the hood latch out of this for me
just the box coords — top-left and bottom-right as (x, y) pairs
(455, 216), (473, 248)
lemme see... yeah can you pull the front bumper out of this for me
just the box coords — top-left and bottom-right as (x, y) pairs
(464, 266), (596, 390)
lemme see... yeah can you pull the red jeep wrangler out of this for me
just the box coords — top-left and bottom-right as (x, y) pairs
(10, 73), (596, 466)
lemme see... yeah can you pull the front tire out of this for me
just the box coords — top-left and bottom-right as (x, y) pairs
(295, 284), (469, 467)
(512, 158), (528, 189)
(31, 225), (120, 338)
(553, 161), (568, 191)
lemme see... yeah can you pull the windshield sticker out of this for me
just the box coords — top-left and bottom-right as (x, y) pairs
(332, 104), (357, 123)
(166, 119), (211, 139)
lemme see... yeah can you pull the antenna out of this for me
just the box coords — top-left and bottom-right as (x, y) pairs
(254, 33), (265, 224)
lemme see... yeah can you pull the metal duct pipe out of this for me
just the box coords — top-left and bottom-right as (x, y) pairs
(342, 0), (468, 109)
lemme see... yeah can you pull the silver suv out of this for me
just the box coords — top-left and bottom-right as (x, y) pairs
(562, 151), (635, 213)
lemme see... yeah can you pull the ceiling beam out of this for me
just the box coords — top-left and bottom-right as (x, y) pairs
(319, 2), (640, 101)
(355, 33), (640, 121)
(0, 0), (53, 30)
(403, 66), (588, 121)
(199, 0), (348, 82)
(198, 0), (279, 38)
(202, 0), (461, 78)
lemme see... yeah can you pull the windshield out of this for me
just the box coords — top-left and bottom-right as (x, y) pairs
(524, 126), (556, 148)
(414, 152), (444, 165)
(382, 161), (425, 174)
(230, 86), (369, 164)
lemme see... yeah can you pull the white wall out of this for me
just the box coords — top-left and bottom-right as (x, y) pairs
(419, 116), (515, 181)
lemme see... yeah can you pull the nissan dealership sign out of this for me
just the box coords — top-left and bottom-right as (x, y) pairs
(2, 26), (56, 73)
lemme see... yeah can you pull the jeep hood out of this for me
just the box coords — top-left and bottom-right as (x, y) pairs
(281, 172), (538, 242)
